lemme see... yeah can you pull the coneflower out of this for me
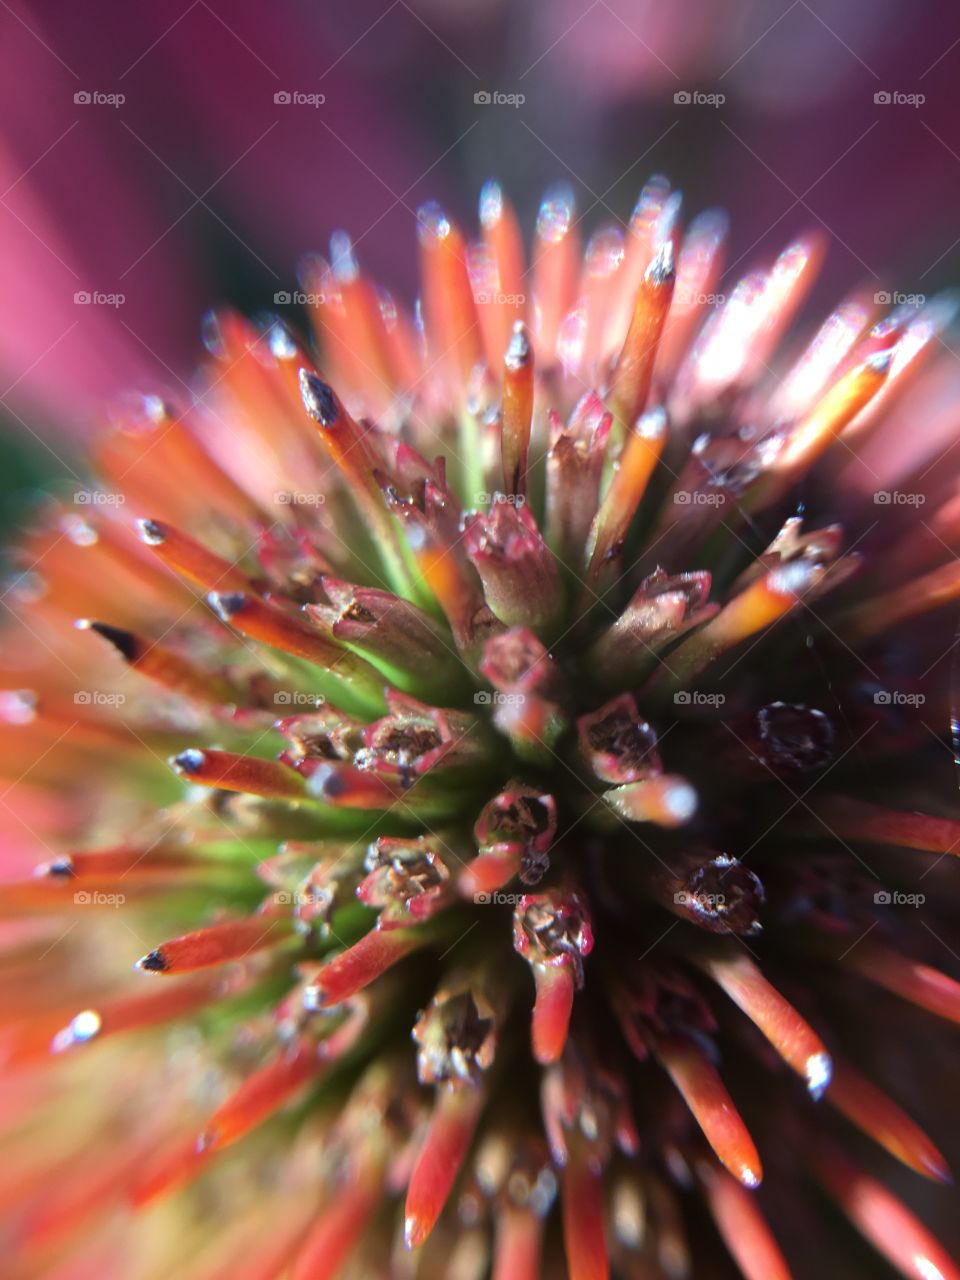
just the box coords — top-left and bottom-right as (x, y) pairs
(2, 175), (959, 1279)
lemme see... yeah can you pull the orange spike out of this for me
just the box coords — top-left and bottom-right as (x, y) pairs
(298, 371), (416, 597)
(202, 1200), (315, 1280)
(827, 1060), (949, 1182)
(19, 1129), (159, 1251)
(306, 926), (431, 1009)
(199, 1038), (325, 1152)
(418, 203), (483, 389)
(296, 758), (406, 809)
(171, 748), (306, 800)
(98, 398), (263, 527)
(137, 914), (294, 975)
(404, 1084), (485, 1249)
(207, 590), (343, 668)
(530, 962), (576, 1066)
(199, 310), (322, 467)
(129, 1133), (212, 1206)
(50, 973), (241, 1054)
(327, 232), (396, 403)
(46, 512), (199, 618)
(576, 226), (628, 375)
(300, 255), (381, 401)
(561, 1137), (609, 1280)
(809, 798), (960, 855)
(815, 1144), (960, 1280)
(607, 242), (675, 435)
(656, 1036), (762, 1187)
(843, 941), (960, 1024)
(657, 209), (728, 377)
(699, 1163), (793, 1280)
(772, 350), (893, 477)
(609, 176), (675, 343)
(479, 181), (526, 362)
(37, 843), (221, 882)
(663, 561), (820, 686)
(501, 322), (534, 498)
(699, 952), (832, 1095)
(848, 558), (960, 641)
(583, 407), (667, 591)
(78, 620), (240, 705)
(492, 1206), (544, 1280)
(138, 518), (252, 594)
(532, 186), (579, 364)
(290, 1164), (383, 1280)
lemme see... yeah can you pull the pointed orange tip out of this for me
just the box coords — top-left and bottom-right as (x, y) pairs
(658, 1037), (763, 1188)
(135, 915), (291, 976)
(701, 954), (832, 1096)
(828, 1061), (951, 1183)
(403, 1087), (484, 1251)
(404, 1214), (426, 1250)
(305, 927), (423, 1009)
(196, 1040), (323, 1154)
(816, 1146), (960, 1280)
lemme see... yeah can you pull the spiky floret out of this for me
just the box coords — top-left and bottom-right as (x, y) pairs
(2, 176), (960, 1279)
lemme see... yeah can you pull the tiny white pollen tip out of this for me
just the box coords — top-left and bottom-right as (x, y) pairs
(805, 1050), (832, 1099)
(666, 781), (698, 821)
(866, 347), (896, 374)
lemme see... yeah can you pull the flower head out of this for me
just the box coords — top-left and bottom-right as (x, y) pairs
(2, 175), (960, 1279)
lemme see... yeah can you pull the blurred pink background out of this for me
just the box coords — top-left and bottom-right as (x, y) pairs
(1, 0), (959, 448)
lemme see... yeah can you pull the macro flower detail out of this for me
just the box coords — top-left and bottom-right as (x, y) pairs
(2, 174), (960, 1280)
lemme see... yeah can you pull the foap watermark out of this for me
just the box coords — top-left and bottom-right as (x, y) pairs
(74, 489), (125, 506)
(874, 90), (925, 107)
(274, 90), (325, 107)
(874, 290), (925, 306)
(473, 90), (525, 108)
(74, 890), (125, 907)
(74, 290), (125, 308)
(274, 290), (325, 306)
(474, 290), (526, 306)
(274, 691), (326, 707)
(274, 490), (326, 507)
(676, 288), (725, 307)
(474, 691), (525, 707)
(75, 690), (126, 707)
(74, 90), (125, 108)
(674, 691), (726, 708)
(674, 490), (726, 507)
(874, 490), (925, 507)
(674, 890), (725, 906)
(477, 491), (527, 508)
(874, 690), (926, 707)
(269, 890), (317, 907)
(474, 890), (524, 905)
(674, 89), (725, 107)
(874, 889), (925, 907)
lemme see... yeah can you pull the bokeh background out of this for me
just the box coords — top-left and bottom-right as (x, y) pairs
(3, 0), (960, 512)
